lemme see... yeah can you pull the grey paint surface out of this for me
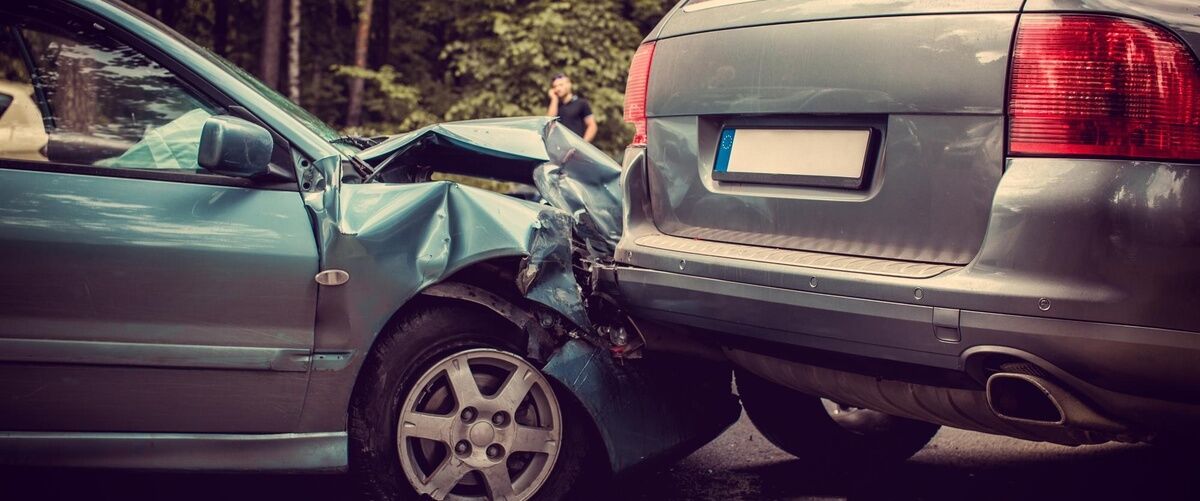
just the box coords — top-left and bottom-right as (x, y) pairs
(645, 114), (1006, 265)
(613, 265), (1200, 434)
(643, 14), (1014, 265)
(648, 14), (1015, 116)
(656, 0), (1024, 39)
(621, 0), (1200, 333)
(614, 267), (962, 369)
(621, 156), (1200, 336)
(613, 0), (1200, 446)
(633, 233), (959, 278)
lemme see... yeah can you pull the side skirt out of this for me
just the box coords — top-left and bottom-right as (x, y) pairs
(0, 431), (347, 473)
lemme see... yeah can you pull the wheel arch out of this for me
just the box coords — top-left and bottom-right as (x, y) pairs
(346, 256), (543, 398)
(341, 257), (615, 486)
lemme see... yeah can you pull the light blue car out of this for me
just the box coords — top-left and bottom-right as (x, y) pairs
(0, 2), (739, 500)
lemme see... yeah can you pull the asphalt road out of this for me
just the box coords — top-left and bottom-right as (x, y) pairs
(7, 412), (1196, 500)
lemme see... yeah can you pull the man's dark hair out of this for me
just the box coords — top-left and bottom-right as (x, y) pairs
(552, 73), (568, 83)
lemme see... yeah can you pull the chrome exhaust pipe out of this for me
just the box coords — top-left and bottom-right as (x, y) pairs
(986, 372), (1125, 434)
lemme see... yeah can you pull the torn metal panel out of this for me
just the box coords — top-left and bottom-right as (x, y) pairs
(534, 121), (624, 257)
(542, 340), (741, 474)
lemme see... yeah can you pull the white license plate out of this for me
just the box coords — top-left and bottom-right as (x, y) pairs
(713, 128), (874, 188)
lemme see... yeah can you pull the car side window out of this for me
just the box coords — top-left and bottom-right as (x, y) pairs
(0, 16), (221, 173)
(0, 27), (46, 162)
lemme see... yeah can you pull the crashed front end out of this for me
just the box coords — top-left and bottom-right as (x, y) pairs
(312, 117), (738, 476)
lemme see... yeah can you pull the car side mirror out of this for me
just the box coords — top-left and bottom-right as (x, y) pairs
(198, 115), (273, 178)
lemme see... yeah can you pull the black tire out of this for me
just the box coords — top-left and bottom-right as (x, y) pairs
(350, 300), (598, 501)
(736, 369), (940, 467)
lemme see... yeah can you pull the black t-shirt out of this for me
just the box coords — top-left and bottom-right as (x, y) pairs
(556, 96), (593, 138)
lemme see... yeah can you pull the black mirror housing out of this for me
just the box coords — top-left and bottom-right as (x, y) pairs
(198, 116), (273, 178)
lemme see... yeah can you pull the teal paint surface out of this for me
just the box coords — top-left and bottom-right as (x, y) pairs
(0, 0), (720, 472)
(305, 160), (590, 338)
(542, 340), (740, 474)
(363, 116), (625, 257)
(0, 168), (318, 432)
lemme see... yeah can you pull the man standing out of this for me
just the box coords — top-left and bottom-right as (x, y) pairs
(546, 73), (597, 143)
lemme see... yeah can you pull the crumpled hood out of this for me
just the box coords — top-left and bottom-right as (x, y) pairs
(358, 116), (623, 257)
(307, 117), (622, 337)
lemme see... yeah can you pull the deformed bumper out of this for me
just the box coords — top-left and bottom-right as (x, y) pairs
(542, 340), (740, 474)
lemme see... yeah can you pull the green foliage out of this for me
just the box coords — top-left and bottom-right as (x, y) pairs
(126, 0), (676, 159)
(331, 64), (438, 132)
(436, 1), (646, 156)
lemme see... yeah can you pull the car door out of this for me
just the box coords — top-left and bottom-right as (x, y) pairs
(0, 5), (319, 433)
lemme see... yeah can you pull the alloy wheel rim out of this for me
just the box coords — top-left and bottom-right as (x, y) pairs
(397, 348), (562, 501)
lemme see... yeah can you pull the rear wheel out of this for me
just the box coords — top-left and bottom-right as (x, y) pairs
(736, 369), (940, 467)
(350, 302), (593, 501)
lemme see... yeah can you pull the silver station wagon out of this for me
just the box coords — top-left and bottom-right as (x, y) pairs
(611, 0), (1200, 465)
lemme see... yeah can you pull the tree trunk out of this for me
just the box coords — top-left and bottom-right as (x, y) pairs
(260, 0), (285, 90)
(286, 0), (301, 104)
(368, 0), (390, 68)
(212, 0), (229, 56)
(345, 0), (374, 127)
(54, 51), (98, 135)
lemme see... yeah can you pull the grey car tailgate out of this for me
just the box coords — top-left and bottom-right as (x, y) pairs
(658, 0), (1024, 39)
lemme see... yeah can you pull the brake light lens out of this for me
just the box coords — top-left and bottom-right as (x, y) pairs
(623, 42), (656, 146)
(1009, 15), (1200, 162)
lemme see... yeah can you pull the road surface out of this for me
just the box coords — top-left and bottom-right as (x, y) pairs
(6, 412), (1195, 500)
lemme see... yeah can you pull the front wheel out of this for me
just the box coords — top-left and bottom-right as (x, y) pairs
(737, 369), (940, 467)
(350, 303), (594, 501)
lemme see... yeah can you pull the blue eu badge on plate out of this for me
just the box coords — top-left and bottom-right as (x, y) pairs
(714, 129), (736, 173)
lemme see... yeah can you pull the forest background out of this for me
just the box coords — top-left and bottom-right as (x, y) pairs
(122, 0), (675, 158)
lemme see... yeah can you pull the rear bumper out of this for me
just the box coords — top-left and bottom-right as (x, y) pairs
(614, 146), (1200, 434)
(612, 265), (1200, 433)
(622, 144), (1200, 334)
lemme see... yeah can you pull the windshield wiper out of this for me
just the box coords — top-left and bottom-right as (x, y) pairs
(332, 135), (382, 150)
(347, 154), (374, 179)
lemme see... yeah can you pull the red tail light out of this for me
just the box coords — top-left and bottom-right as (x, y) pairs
(623, 42), (656, 146)
(1009, 15), (1200, 162)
